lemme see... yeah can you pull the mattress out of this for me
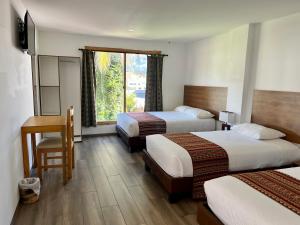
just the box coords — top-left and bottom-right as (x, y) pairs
(146, 130), (300, 177)
(117, 111), (215, 137)
(204, 167), (300, 225)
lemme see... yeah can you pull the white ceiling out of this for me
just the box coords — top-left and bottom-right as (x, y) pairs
(22, 0), (300, 42)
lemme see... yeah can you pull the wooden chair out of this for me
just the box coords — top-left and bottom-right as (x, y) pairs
(36, 106), (75, 184)
(67, 106), (75, 174)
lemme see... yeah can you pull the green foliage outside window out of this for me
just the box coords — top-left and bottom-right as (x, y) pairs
(95, 52), (124, 121)
(126, 93), (137, 112)
(95, 52), (146, 121)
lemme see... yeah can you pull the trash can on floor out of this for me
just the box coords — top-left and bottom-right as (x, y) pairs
(18, 177), (40, 204)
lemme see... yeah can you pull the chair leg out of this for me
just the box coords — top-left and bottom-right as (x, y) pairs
(44, 152), (48, 171)
(37, 151), (42, 182)
(68, 148), (72, 179)
(72, 146), (75, 169)
(61, 130), (67, 185)
(63, 151), (67, 185)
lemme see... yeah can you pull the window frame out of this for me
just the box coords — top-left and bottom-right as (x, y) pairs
(91, 47), (160, 123)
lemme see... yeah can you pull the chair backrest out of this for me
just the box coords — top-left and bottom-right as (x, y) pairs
(67, 106), (74, 150)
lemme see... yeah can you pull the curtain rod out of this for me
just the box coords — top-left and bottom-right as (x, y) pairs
(78, 47), (168, 57)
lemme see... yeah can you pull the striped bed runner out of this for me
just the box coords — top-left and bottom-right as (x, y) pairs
(163, 133), (229, 199)
(127, 112), (166, 136)
(233, 170), (300, 215)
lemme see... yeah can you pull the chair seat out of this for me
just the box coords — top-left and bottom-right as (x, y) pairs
(37, 137), (63, 149)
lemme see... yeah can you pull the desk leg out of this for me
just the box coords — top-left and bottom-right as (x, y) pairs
(21, 131), (30, 177)
(31, 133), (37, 168)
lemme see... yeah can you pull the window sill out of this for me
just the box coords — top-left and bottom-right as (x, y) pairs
(97, 121), (117, 125)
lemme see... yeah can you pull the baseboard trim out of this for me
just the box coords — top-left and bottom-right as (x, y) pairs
(10, 203), (22, 225)
(82, 133), (117, 138)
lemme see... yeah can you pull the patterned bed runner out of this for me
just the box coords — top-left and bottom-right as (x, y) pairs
(127, 112), (166, 136)
(233, 170), (300, 215)
(163, 133), (229, 199)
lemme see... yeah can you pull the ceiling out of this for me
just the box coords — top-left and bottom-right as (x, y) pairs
(22, 0), (300, 42)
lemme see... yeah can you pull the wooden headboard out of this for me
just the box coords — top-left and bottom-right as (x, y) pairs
(183, 85), (228, 118)
(251, 90), (300, 143)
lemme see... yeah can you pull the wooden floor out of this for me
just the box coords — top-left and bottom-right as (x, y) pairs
(12, 135), (199, 225)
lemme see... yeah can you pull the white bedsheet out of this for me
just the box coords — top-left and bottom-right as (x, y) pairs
(146, 130), (300, 177)
(117, 111), (215, 137)
(204, 167), (300, 225)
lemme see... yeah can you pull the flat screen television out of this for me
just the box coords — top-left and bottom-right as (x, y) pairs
(20, 11), (35, 55)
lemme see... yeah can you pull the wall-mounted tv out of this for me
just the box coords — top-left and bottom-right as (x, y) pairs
(19, 11), (36, 55)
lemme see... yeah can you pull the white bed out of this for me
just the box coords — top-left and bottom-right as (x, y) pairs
(146, 130), (300, 177)
(117, 111), (215, 137)
(204, 166), (300, 225)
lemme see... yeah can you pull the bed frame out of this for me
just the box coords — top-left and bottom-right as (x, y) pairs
(143, 150), (193, 202)
(116, 125), (145, 152)
(143, 90), (300, 203)
(143, 149), (296, 203)
(197, 202), (224, 225)
(117, 85), (228, 152)
(251, 90), (300, 143)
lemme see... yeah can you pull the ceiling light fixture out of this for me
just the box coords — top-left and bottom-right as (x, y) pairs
(128, 28), (135, 32)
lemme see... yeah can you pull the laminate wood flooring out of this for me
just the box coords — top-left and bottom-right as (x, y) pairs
(12, 136), (199, 225)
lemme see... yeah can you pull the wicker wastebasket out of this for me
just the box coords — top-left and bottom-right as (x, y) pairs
(18, 177), (40, 204)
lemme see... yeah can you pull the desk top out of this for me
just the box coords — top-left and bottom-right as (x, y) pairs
(22, 116), (66, 132)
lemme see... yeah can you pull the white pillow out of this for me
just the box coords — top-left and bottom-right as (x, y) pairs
(174, 105), (191, 112)
(184, 107), (214, 119)
(232, 123), (286, 140)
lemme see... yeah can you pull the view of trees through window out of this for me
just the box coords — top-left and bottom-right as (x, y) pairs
(95, 52), (147, 122)
(126, 54), (147, 113)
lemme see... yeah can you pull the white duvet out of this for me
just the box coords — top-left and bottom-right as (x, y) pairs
(205, 167), (300, 225)
(117, 111), (215, 137)
(146, 130), (300, 177)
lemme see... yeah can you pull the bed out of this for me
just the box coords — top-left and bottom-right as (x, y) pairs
(117, 111), (215, 137)
(199, 166), (300, 225)
(117, 85), (228, 152)
(146, 130), (300, 177)
(143, 90), (300, 202)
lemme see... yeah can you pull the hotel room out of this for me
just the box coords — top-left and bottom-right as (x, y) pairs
(1, 0), (300, 225)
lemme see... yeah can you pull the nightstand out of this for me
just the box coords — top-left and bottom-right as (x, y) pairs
(221, 123), (231, 131)
(219, 111), (235, 131)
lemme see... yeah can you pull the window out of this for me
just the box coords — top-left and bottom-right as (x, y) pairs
(95, 51), (147, 122)
(126, 53), (147, 113)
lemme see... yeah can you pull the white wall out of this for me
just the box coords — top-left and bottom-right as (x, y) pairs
(38, 31), (187, 110)
(185, 13), (300, 124)
(240, 24), (261, 123)
(255, 13), (300, 92)
(0, 0), (34, 224)
(185, 25), (250, 123)
(38, 30), (187, 134)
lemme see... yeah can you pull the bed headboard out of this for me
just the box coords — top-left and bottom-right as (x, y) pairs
(251, 90), (300, 143)
(183, 85), (228, 118)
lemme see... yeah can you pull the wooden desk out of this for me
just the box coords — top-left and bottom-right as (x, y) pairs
(21, 116), (66, 178)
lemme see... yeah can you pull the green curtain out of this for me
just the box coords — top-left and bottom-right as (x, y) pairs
(81, 50), (97, 127)
(145, 55), (164, 112)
